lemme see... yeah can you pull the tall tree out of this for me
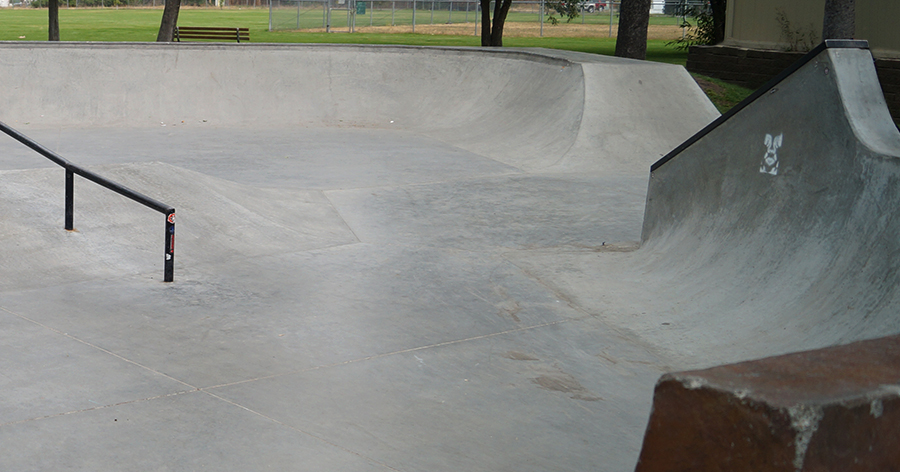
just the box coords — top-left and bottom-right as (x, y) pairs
(157, 0), (182, 42)
(480, 0), (514, 47)
(614, 0), (650, 59)
(709, 0), (726, 44)
(48, 0), (60, 41)
(822, 0), (855, 39)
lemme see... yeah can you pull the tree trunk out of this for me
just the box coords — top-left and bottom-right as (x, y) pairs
(709, 0), (726, 44)
(480, 0), (491, 46)
(614, 0), (650, 60)
(822, 0), (855, 40)
(489, 0), (512, 46)
(48, 0), (60, 41)
(157, 0), (182, 42)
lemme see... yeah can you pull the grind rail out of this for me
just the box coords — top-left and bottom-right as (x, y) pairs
(0, 121), (176, 282)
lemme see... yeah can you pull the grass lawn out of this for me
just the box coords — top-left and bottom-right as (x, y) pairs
(0, 7), (685, 62)
(0, 7), (753, 107)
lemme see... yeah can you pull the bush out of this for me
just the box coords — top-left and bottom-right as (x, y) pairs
(667, 9), (715, 50)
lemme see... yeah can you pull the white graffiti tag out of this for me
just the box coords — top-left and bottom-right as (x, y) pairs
(760, 133), (783, 175)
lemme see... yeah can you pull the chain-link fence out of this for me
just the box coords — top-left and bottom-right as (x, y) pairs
(20, 0), (707, 31)
(269, 0), (710, 34)
(28, 0), (269, 8)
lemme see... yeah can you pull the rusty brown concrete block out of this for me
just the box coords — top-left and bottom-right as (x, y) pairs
(634, 335), (900, 472)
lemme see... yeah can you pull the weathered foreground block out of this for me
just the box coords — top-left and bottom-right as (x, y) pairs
(634, 335), (900, 472)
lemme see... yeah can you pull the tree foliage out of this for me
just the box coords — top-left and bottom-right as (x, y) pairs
(668, 9), (714, 50)
(543, 1), (580, 26)
(667, 0), (725, 51)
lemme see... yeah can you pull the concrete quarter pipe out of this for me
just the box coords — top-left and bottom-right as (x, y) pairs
(1, 40), (896, 471)
(639, 40), (900, 362)
(630, 39), (900, 471)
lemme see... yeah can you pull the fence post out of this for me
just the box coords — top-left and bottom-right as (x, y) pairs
(540, 0), (543, 36)
(65, 168), (74, 231)
(412, 0), (416, 32)
(326, 0), (331, 32)
(608, 0), (613, 36)
(164, 211), (175, 282)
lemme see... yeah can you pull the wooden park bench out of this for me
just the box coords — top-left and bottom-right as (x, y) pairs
(174, 26), (249, 43)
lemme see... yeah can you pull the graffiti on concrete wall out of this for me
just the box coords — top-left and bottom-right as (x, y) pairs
(760, 133), (783, 175)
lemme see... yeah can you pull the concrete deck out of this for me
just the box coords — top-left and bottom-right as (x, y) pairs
(1, 42), (896, 471)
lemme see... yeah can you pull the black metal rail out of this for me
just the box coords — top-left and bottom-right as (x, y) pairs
(0, 121), (176, 282)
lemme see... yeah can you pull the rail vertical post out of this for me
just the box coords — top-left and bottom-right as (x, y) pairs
(164, 210), (175, 282)
(65, 167), (74, 231)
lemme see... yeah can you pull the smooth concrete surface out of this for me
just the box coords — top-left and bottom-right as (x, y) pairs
(625, 45), (900, 364)
(4, 42), (894, 471)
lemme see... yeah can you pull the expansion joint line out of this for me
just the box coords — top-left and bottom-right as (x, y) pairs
(0, 305), (197, 391)
(203, 318), (575, 391)
(201, 389), (404, 472)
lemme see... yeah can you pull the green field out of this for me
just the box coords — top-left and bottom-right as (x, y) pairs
(0, 8), (689, 63)
(0, 7), (754, 108)
(270, 5), (689, 29)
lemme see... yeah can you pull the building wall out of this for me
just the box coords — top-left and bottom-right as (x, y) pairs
(724, 0), (900, 58)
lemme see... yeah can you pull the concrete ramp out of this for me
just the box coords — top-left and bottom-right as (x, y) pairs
(507, 41), (900, 367)
(0, 43), (717, 174)
(642, 41), (900, 359)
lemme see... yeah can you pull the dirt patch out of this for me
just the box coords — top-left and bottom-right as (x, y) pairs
(504, 350), (540, 361)
(305, 22), (684, 40)
(532, 372), (602, 401)
(692, 75), (725, 97)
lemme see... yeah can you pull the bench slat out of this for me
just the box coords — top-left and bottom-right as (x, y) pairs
(177, 27), (249, 32)
(174, 27), (249, 43)
(177, 33), (250, 38)
(177, 35), (250, 40)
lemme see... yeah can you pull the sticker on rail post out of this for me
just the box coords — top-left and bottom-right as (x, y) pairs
(167, 213), (176, 224)
(760, 133), (783, 175)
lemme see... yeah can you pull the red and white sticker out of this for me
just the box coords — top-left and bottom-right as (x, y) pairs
(167, 213), (176, 224)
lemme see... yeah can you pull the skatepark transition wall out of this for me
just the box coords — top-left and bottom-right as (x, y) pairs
(0, 43), (718, 175)
(643, 41), (900, 361)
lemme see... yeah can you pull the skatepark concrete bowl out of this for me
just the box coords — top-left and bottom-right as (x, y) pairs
(1, 42), (897, 471)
